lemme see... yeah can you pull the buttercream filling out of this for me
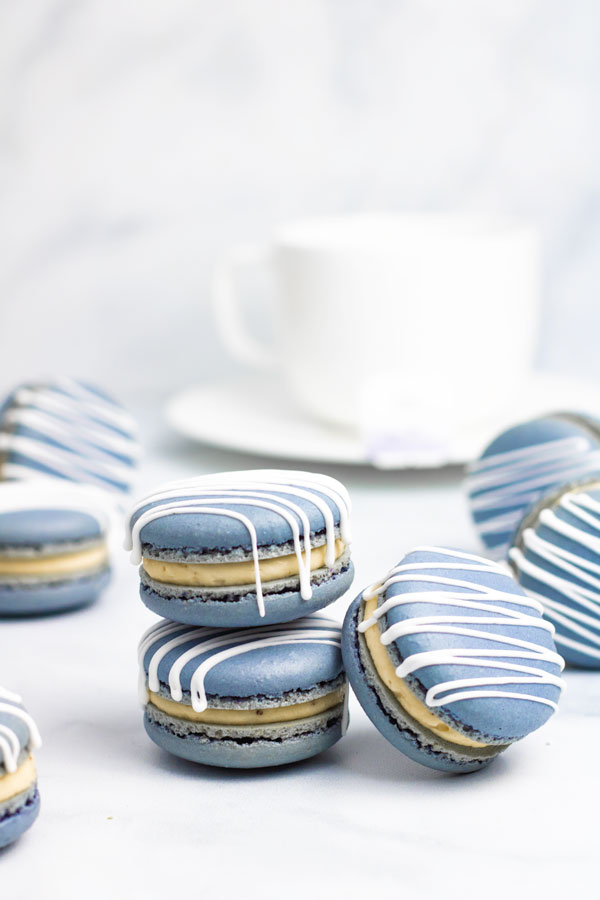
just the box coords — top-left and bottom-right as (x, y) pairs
(0, 542), (108, 577)
(147, 687), (344, 724)
(361, 595), (487, 748)
(0, 755), (36, 803)
(143, 539), (346, 587)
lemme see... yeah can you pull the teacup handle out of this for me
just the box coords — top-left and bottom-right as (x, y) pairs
(211, 243), (275, 369)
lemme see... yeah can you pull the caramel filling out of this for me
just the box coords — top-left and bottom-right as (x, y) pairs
(0, 543), (108, 577)
(362, 594), (487, 748)
(143, 539), (345, 587)
(0, 755), (36, 803)
(147, 686), (344, 724)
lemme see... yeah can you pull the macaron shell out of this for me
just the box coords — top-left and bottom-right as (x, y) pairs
(136, 489), (342, 555)
(139, 560), (354, 628)
(480, 414), (600, 457)
(0, 568), (110, 616)
(142, 616), (345, 698)
(380, 549), (561, 740)
(0, 787), (40, 849)
(0, 508), (103, 547)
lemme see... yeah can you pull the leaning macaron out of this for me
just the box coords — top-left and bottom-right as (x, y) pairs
(139, 614), (348, 768)
(125, 470), (353, 627)
(0, 688), (41, 849)
(0, 377), (139, 494)
(509, 480), (600, 668)
(342, 547), (564, 774)
(466, 413), (600, 558)
(0, 482), (113, 616)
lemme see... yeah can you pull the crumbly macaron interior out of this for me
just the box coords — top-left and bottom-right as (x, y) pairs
(146, 686), (345, 725)
(0, 542), (108, 578)
(143, 539), (346, 587)
(361, 594), (487, 749)
(0, 755), (36, 803)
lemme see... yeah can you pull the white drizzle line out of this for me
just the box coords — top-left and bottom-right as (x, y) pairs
(510, 490), (600, 661)
(138, 616), (342, 713)
(466, 436), (600, 540)
(0, 378), (138, 492)
(125, 471), (352, 617)
(17, 378), (138, 435)
(0, 688), (42, 774)
(358, 549), (565, 711)
(0, 434), (134, 488)
(3, 408), (137, 460)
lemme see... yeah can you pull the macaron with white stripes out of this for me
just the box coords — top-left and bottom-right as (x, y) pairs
(466, 413), (600, 559)
(342, 547), (564, 774)
(139, 614), (348, 768)
(0, 482), (112, 616)
(0, 688), (41, 849)
(509, 481), (600, 668)
(126, 470), (354, 628)
(0, 377), (139, 495)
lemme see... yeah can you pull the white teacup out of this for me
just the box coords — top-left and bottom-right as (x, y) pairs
(212, 213), (539, 428)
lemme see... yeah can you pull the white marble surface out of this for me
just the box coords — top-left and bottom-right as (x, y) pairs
(1, 1), (600, 400)
(1, 412), (597, 897)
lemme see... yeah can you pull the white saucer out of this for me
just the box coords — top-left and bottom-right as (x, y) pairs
(165, 373), (600, 469)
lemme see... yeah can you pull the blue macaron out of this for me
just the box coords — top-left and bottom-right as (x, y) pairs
(509, 481), (600, 668)
(0, 688), (41, 849)
(0, 482), (112, 616)
(126, 470), (354, 628)
(0, 377), (139, 494)
(342, 547), (564, 774)
(466, 413), (600, 558)
(139, 614), (348, 768)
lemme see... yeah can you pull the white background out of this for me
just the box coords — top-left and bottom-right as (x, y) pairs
(1, 1), (600, 399)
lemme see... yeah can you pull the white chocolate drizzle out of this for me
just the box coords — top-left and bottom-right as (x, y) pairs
(510, 489), (600, 662)
(125, 470), (352, 617)
(138, 616), (343, 713)
(0, 688), (42, 774)
(0, 377), (139, 494)
(466, 436), (600, 551)
(359, 547), (565, 710)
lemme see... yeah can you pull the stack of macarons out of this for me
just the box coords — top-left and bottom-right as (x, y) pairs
(0, 378), (139, 616)
(127, 470), (355, 768)
(466, 412), (600, 669)
(129, 468), (567, 775)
